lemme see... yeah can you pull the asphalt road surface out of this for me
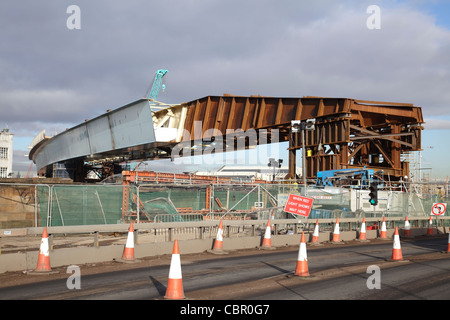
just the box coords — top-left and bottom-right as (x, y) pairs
(0, 236), (449, 304)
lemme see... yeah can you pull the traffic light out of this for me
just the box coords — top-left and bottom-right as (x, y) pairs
(368, 182), (378, 206)
(291, 120), (301, 133)
(304, 119), (316, 130)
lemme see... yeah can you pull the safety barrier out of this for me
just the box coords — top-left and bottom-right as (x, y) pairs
(3, 216), (449, 245)
(0, 216), (449, 274)
(2, 181), (449, 229)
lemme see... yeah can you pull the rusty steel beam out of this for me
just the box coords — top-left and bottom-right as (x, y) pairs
(287, 99), (423, 181)
(173, 95), (423, 182)
(30, 94), (423, 183)
(180, 95), (353, 136)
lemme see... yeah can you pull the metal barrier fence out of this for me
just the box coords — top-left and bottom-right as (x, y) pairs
(0, 181), (448, 228)
(23, 216), (450, 245)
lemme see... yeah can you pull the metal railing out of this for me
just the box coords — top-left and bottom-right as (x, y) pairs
(0, 181), (448, 228)
(16, 216), (449, 246)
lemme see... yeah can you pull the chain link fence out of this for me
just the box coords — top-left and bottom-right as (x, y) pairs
(0, 181), (448, 228)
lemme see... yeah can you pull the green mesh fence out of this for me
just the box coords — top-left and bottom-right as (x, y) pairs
(35, 183), (444, 227)
(138, 185), (207, 212)
(38, 185), (124, 226)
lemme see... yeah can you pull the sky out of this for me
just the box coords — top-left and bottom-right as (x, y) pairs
(1, 0), (450, 179)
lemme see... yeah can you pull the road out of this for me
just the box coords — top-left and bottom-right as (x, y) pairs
(0, 236), (449, 304)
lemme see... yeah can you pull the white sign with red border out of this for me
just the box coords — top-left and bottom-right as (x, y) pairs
(283, 194), (314, 217)
(431, 203), (447, 216)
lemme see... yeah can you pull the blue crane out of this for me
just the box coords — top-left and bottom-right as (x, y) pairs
(148, 69), (168, 101)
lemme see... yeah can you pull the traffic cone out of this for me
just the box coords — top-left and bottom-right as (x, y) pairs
(35, 227), (52, 272)
(119, 223), (139, 263)
(403, 216), (411, 237)
(209, 219), (227, 254)
(358, 218), (369, 242)
(28, 227), (58, 275)
(310, 219), (321, 245)
(390, 227), (403, 261)
(261, 219), (275, 250)
(427, 216), (434, 235)
(331, 218), (342, 243)
(379, 216), (388, 240)
(294, 232), (310, 277)
(164, 240), (185, 299)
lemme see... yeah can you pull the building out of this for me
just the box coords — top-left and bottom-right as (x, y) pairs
(0, 128), (13, 178)
(195, 165), (302, 182)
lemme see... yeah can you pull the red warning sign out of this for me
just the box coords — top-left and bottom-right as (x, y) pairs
(431, 203), (447, 216)
(284, 194), (314, 217)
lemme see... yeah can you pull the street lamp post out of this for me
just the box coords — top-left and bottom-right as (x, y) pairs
(291, 119), (315, 196)
(268, 158), (283, 182)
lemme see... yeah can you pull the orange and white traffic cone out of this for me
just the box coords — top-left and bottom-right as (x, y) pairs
(331, 218), (342, 243)
(310, 219), (321, 245)
(427, 216), (434, 235)
(261, 219), (275, 250)
(119, 223), (139, 263)
(164, 240), (185, 300)
(29, 227), (58, 275)
(209, 220), (227, 254)
(35, 227), (52, 272)
(403, 216), (411, 237)
(390, 227), (403, 261)
(294, 232), (310, 277)
(358, 218), (369, 242)
(379, 216), (388, 240)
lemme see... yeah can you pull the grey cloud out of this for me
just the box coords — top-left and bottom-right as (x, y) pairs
(1, 0), (450, 147)
(423, 118), (450, 130)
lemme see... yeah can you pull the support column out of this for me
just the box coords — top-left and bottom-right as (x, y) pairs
(287, 130), (297, 180)
(206, 186), (211, 213)
(391, 123), (402, 173)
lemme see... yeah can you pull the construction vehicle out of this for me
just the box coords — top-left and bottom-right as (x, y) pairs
(143, 69), (169, 113)
(315, 167), (375, 187)
(148, 69), (168, 102)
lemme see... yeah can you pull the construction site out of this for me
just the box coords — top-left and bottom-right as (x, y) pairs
(1, 70), (450, 302)
(0, 69), (447, 230)
(3, 1), (450, 302)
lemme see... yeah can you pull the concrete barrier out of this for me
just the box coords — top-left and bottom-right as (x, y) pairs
(0, 229), (434, 273)
(0, 216), (448, 273)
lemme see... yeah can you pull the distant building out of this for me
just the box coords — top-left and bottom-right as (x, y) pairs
(195, 165), (302, 182)
(0, 128), (13, 178)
